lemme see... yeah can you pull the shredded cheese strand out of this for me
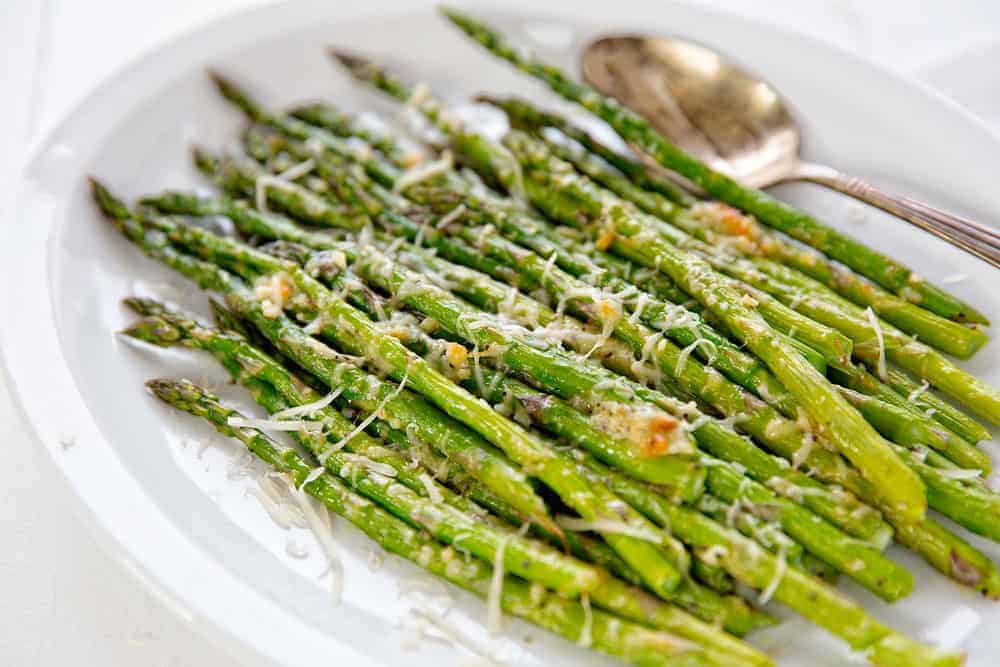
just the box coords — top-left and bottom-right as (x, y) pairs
(419, 472), (444, 504)
(295, 487), (343, 603)
(864, 307), (887, 380)
(435, 204), (467, 230)
(410, 609), (502, 666)
(394, 150), (454, 192)
(758, 544), (787, 605)
(487, 536), (509, 636)
(319, 372), (409, 461)
(555, 516), (664, 544)
(253, 159), (315, 212)
(935, 467), (984, 481)
(907, 380), (931, 403)
(675, 339), (717, 377)
(271, 389), (343, 420)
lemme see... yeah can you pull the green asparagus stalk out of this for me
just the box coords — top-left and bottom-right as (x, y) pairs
(838, 387), (990, 473)
(884, 369), (992, 445)
(828, 360), (988, 454)
(440, 9), (987, 327)
(97, 181), (689, 599)
(485, 94), (988, 359)
(147, 379), (718, 667)
(693, 494), (803, 564)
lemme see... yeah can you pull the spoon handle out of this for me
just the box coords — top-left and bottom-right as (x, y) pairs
(787, 161), (1000, 269)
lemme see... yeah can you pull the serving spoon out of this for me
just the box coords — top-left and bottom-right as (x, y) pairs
(580, 35), (1000, 268)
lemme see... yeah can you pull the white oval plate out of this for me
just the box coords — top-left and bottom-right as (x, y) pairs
(6, 1), (1000, 665)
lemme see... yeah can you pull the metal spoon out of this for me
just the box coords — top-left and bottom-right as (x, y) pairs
(580, 35), (1000, 268)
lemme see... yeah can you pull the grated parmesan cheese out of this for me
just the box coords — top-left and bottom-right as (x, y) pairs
(758, 544), (787, 605)
(285, 539), (310, 559)
(435, 204), (467, 230)
(935, 467), (984, 481)
(253, 158), (315, 212)
(578, 593), (593, 648)
(410, 608), (502, 666)
(675, 338), (717, 376)
(907, 380), (931, 403)
(864, 307), (887, 380)
(271, 389), (343, 420)
(555, 516), (664, 544)
(419, 472), (444, 504)
(394, 150), (454, 192)
(487, 536), (510, 636)
(319, 372), (409, 460)
(295, 488), (343, 603)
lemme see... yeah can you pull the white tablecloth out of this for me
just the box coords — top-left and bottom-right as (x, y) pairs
(2, 1), (999, 664)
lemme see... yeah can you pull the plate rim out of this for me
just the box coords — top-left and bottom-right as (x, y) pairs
(7, 1), (1000, 665)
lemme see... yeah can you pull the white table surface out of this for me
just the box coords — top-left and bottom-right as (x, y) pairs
(3, 1), (1000, 664)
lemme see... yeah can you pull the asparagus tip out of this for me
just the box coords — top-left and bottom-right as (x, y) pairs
(207, 69), (267, 121)
(327, 47), (371, 73)
(122, 316), (183, 347)
(472, 93), (501, 106)
(191, 145), (220, 175)
(122, 296), (167, 317)
(88, 177), (131, 220)
(145, 377), (186, 400)
(146, 377), (216, 405)
(206, 69), (234, 98)
(438, 6), (482, 34)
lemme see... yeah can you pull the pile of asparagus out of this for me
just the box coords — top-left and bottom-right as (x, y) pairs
(93, 9), (1000, 666)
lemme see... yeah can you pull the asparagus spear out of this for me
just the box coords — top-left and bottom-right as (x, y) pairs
(129, 306), (771, 664)
(96, 181), (688, 599)
(485, 94), (989, 359)
(884, 368), (992, 445)
(148, 379), (718, 667)
(838, 387), (990, 473)
(439, 9), (987, 327)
